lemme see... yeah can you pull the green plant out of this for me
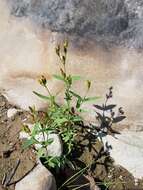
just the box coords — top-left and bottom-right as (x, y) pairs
(23, 41), (98, 170)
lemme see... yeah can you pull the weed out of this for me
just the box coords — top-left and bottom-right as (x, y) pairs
(23, 41), (98, 170)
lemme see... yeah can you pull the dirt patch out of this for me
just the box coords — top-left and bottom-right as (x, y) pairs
(0, 95), (36, 190)
(73, 127), (143, 190)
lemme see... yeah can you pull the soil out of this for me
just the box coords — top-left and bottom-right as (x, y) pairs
(0, 95), (36, 190)
(73, 126), (143, 190)
(0, 93), (143, 190)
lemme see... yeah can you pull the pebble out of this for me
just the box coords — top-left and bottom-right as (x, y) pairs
(0, 101), (5, 107)
(7, 108), (19, 119)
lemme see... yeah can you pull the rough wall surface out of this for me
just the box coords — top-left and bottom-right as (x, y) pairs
(0, 0), (143, 179)
(7, 0), (143, 48)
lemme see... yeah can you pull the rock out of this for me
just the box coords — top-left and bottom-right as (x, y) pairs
(103, 129), (143, 179)
(34, 133), (63, 157)
(7, 108), (19, 119)
(19, 131), (30, 139)
(20, 123), (63, 157)
(15, 163), (57, 190)
(0, 101), (5, 107)
(85, 175), (101, 190)
(37, 133), (63, 157)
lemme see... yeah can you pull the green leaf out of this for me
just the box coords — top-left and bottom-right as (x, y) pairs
(53, 74), (65, 81)
(22, 125), (31, 134)
(72, 115), (82, 122)
(31, 122), (41, 136)
(76, 99), (82, 109)
(33, 91), (50, 100)
(71, 75), (81, 81)
(69, 91), (82, 100)
(47, 160), (56, 168)
(44, 138), (54, 146)
(54, 118), (68, 125)
(77, 108), (88, 113)
(22, 138), (37, 149)
(45, 156), (61, 168)
(37, 148), (46, 157)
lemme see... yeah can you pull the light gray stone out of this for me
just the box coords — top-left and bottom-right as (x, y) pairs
(15, 163), (57, 190)
(19, 123), (63, 157)
(34, 133), (63, 157)
(7, 108), (19, 118)
(85, 175), (101, 190)
(103, 129), (143, 179)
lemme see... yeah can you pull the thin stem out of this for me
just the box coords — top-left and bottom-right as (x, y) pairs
(4, 159), (20, 187)
(103, 97), (108, 118)
(58, 165), (89, 190)
(68, 183), (90, 190)
(41, 125), (48, 154)
(45, 85), (52, 98)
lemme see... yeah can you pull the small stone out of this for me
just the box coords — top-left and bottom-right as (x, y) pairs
(7, 108), (19, 119)
(0, 101), (5, 107)
(2, 149), (13, 158)
(15, 163), (56, 190)
(85, 175), (101, 190)
(135, 178), (138, 186)
(119, 175), (123, 180)
(19, 131), (30, 139)
(34, 133), (63, 157)
(19, 123), (63, 157)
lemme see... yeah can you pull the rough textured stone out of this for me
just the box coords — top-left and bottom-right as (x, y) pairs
(20, 124), (63, 157)
(7, 108), (19, 119)
(15, 163), (57, 190)
(103, 130), (143, 179)
(7, 0), (143, 48)
(85, 175), (101, 190)
(34, 133), (63, 157)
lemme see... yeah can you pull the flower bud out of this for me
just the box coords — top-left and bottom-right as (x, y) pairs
(38, 75), (47, 87)
(86, 80), (91, 91)
(55, 45), (60, 56)
(60, 68), (66, 78)
(64, 40), (68, 49)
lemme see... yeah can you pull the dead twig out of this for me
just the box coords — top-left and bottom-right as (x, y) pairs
(4, 159), (20, 187)
(1, 174), (6, 186)
(7, 162), (38, 186)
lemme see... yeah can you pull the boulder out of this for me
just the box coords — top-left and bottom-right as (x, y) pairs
(103, 129), (143, 179)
